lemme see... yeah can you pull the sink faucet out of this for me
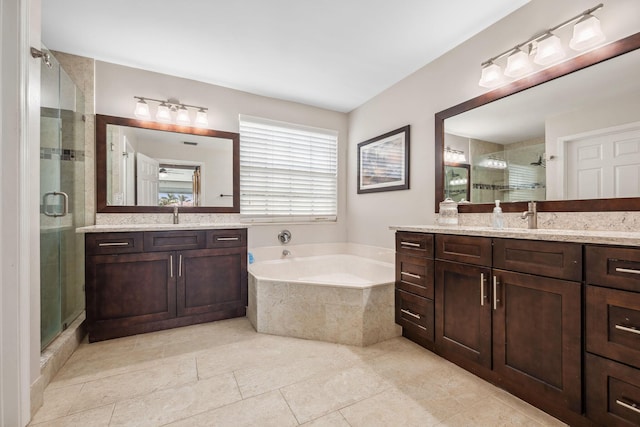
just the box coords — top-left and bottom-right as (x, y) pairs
(173, 206), (179, 224)
(520, 201), (537, 229)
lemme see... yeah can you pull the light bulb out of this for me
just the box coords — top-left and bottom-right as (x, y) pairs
(569, 14), (606, 51)
(534, 33), (566, 66)
(504, 49), (532, 78)
(478, 62), (503, 88)
(156, 103), (172, 123)
(195, 109), (209, 127)
(176, 106), (191, 125)
(134, 99), (150, 119)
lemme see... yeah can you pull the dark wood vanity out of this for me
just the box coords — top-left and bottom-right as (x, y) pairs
(395, 230), (640, 427)
(84, 228), (247, 342)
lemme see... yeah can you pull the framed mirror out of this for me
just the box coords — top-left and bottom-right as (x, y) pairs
(96, 114), (240, 213)
(435, 31), (640, 213)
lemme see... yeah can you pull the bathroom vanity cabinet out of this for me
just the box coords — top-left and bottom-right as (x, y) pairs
(394, 232), (434, 350)
(394, 229), (639, 426)
(85, 228), (247, 342)
(585, 245), (640, 427)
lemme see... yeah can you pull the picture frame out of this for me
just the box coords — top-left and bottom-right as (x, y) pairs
(357, 125), (410, 194)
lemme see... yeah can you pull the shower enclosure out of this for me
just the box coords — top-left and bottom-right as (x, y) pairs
(39, 47), (86, 349)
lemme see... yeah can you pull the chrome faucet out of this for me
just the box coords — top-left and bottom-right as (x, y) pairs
(520, 201), (537, 229)
(173, 206), (179, 224)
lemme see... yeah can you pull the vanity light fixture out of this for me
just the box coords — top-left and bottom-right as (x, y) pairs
(533, 33), (566, 66)
(478, 3), (605, 88)
(133, 96), (210, 127)
(444, 147), (466, 164)
(504, 48), (533, 78)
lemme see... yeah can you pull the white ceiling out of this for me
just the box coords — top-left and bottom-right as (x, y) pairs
(41, 0), (529, 112)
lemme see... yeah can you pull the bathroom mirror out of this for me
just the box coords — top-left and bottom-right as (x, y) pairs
(435, 32), (640, 213)
(96, 114), (240, 213)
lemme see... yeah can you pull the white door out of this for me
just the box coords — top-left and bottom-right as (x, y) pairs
(136, 152), (159, 206)
(566, 128), (640, 199)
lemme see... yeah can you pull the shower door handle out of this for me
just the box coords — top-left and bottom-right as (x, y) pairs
(43, 191), (69, 217)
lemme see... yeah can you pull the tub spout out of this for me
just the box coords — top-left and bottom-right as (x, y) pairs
(282, 249), (291, 257)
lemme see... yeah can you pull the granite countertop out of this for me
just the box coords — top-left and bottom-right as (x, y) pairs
(390, 225), (640, 246)
(77, 223), (248, 233)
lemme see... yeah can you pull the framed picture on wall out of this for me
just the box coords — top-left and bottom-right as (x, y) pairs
(357, 125), (410, 194)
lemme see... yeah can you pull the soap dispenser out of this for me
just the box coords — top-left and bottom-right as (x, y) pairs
(492, 200), (504, 229)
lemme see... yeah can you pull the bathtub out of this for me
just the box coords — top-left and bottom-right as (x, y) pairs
(247, 244), (401, 346)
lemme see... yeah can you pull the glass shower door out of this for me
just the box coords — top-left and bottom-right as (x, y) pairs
(40, 47), (86, 349)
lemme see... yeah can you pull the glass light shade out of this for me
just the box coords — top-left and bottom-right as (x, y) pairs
(534, 34), (566, 66)
(156, 103), (172, 123)
(133, 99), (150, 119)
(194, 109), (209, 127)
(478, 63), (502, 88)
(176, 106), (191, 125)
(569, 15), (606, 51)
(504, 50), (532, 78)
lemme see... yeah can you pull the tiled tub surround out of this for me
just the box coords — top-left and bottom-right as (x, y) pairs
(248, 244), (400, 346)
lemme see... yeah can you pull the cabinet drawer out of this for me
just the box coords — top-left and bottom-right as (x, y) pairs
(586, 353), (640, 427)
(586, 285), (640, 369)
(86, 232), (143, 255)
(494, 238), (581, 281)
(144, 230), (206, 252)
(586, 246), (640, 292)
(396, 232), (433, 258)
(435, 234), (491, 266)
(395, 289), (433, 341)
(206, 229), (247, 248)
(395, 254), (434, 299)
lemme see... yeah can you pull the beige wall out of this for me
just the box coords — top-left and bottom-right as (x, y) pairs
(347, 0), (640, 248)
(94, 61), (349, 249)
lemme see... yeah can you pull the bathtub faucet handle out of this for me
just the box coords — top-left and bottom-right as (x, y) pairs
(278, 230), (292, 244)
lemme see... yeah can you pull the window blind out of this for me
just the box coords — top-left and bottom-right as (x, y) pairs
(239, 115), (338, 222)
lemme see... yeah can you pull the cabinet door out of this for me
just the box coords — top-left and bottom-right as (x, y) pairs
(177, 247), (247, 317)
(86, 252), (176, 333)
(435, 260), (492, 370)
(492, 269), (582, 413)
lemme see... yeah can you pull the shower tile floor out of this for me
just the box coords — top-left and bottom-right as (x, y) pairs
(30, 317), (566, 426)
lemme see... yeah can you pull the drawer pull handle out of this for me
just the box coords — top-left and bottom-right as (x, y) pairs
(216, 237), (239, 241)
(98, 242), (129, 247)
(400, 309), (421, 320)
(400, 241), (421, 248)
(615, 267), (640, 275)
(401, 272), (421, 280)
(170, 255), (173, 278)
(493, 276), (499, 310)
(480, 273), (486, 306)
(416, 324), (428, 331)
(616, 398), (640, 415)
(615, 324), (640, 335)
(178, 254), (183, 277)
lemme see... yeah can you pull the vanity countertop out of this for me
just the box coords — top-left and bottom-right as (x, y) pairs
(390, 225), (640, 246)
(77, 223), (248, 233)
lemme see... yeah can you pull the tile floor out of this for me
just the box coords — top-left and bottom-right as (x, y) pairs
(30, 317), (566, 426)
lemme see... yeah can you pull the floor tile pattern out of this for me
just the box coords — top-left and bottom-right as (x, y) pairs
(30, 318), (566, 426)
